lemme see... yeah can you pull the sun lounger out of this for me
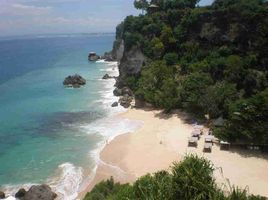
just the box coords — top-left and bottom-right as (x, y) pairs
(204, 142), (212, 152)
(204, 135), (214, 143)
(188, 137), (198, 147)
(220, 141), (230, 150)
(191, 130), (201, 139)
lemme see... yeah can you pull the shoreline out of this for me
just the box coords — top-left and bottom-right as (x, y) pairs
(79, 107), (268, 199)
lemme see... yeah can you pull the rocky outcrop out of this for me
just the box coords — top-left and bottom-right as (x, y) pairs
(15, 188), (26, 199)
(113, 87), (133, 97)
(111, 102), (118, 107)
(88, 52), (100, 61)
(118, 45), (145, 79)
(112, 39), (124, 61)
(102, 52), (115, 62)
(63, 74), (86, 88)
(119, 95), (133, 108)
(0, 191), (5, 199)
(113, 88), (122, 96)
(22, 185), (57, 200)
(102, 74), (115, 80)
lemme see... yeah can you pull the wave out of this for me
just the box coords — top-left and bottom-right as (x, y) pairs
(0, 60), (141, 200)
(48, 163), (83, 200)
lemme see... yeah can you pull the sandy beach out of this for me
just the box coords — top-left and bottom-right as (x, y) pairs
(80, 108), (268, 198)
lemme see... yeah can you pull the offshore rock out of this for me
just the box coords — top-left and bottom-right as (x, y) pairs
(88, 52), (100, 61)
(63, 74), (86, 88)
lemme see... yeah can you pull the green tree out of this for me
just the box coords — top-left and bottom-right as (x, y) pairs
(164, 52), (179, 65)
(134, 0), (149, 14)
(214, 89), (268, 144)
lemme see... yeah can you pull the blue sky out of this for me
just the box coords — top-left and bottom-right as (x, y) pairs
(0, 0), (214, 37)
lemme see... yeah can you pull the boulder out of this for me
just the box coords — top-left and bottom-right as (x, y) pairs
(63, 74), (86, 88)
(111, 102), (118, 107)
(15, 188), (26, 199)
(102, 74), (113, 79)
(88, 52), (100, 61)
(119, 95), (133, 108)
(23, 185), (57, 200)
(0, 191), (5, 199)
(103, 52), (114, 62)
(121, 87), (133, 96)
(113, 88), (122, 96)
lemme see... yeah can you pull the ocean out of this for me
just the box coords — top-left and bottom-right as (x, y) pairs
(0, 34), (141, 199)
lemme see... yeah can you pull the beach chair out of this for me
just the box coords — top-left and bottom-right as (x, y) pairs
(203, 142), (212, 152)
(188, 136), (198, 147)
(204, 135), (214, 144)
(191, 130), (201, 139)
(220, 141), (230, 150)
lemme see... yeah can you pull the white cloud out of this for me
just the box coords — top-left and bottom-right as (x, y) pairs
(0, 3), (52, 16)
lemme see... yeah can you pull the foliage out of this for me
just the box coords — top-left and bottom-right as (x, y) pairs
(136, 61), (178, 111)
(164, 52), (178, 65)
(214, 89), (268, 144)
(113, 0), (268, 144)
(84, 155), (265, 200)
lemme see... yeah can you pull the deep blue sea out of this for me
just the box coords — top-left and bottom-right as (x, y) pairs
(0, 34), (140, 199)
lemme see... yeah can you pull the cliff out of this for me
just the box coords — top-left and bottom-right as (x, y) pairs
(111, 0), (268, 145)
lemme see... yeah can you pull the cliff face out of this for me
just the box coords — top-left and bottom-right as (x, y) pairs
(112, 39), (125, 61)
(118, 45), (145, 78)
(112, 39), (145, 88)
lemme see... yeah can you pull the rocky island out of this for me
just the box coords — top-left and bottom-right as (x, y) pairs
(63, 74), (86, 88)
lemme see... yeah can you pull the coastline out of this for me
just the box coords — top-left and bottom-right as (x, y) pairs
(80, 108), (268, 199)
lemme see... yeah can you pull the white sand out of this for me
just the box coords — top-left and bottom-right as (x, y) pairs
(80, 108), (268, 198)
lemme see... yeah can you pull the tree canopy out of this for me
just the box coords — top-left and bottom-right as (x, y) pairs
(112, 0), (268, 144)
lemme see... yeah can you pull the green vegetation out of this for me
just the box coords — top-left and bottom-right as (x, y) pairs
(84, 155), (265, 200)
(113, 0), (268, 145)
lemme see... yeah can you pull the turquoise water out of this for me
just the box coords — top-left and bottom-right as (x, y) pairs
(0, 34), (140, 199)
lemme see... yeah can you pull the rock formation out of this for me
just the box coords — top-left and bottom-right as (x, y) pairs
(111, 102), (118, 107)
(0, 191), (5, 199)
(21, 185), (57, 200)
(119, 95), (133, 108)
(63, 74), (86, 88)
(15, 188), (26, 199)
(102, 74), (115, 79)
(88, 52), (100, 61)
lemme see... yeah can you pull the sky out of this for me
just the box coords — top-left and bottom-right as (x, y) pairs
(0, 0), (214, 37)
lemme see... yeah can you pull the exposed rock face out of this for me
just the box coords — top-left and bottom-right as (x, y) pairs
(23, 185), (57, 200)
(113, 88), (122, 96)
(119, 95), (133, 108)
(135, 97), (153, 108)
(111, 102), (118, 107)
(119, 46), (145, 79)
(63, 74), (86, 88)
(15, 188), (26, 199)
(102, 52), (114, 62)
(112, 39), (124, 61)
(121, 87), (133, 96)
(0, 191), (5, 199)
(88, 53), (100, 61)
(102, 74), (114, 79)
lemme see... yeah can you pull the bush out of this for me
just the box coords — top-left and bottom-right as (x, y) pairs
(84, 154), (265, 200)
(164, 52), (179, 65)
